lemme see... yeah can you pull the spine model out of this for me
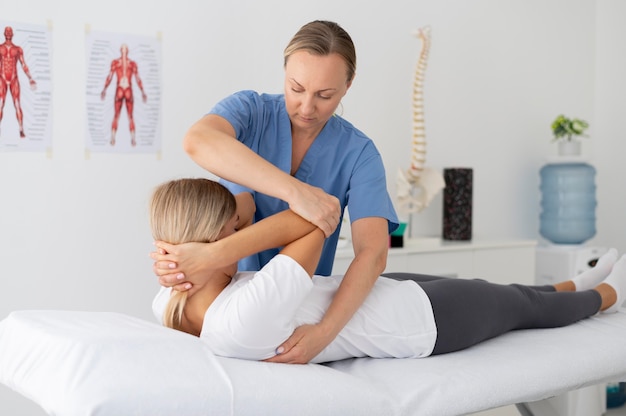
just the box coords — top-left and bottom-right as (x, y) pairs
(395, 26), (444, 218)
(408, 26), (431, 183)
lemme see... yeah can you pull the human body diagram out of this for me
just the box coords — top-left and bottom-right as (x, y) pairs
(0, 26), (36, 138)
(101, 44), (147, 146)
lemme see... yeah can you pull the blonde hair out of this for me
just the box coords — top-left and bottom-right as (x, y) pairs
(149, 178), (236, 332)
(284, 20), (356, 83)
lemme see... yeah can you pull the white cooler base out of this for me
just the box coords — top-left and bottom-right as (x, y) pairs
(520, 384), (606, 416)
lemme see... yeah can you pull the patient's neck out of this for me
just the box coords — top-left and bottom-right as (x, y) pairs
(181, 268), (235, 336)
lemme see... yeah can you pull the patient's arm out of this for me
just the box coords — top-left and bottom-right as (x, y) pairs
(153, 203), (319, 288)
(152, 192), (255, 289)
(211, 209), (320, 269)
(279, 227), (325, 277)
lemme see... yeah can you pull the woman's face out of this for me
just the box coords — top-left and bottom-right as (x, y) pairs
(284, 51), (352, 136)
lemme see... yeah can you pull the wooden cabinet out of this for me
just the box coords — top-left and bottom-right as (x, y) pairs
(333, 238), (537, 285)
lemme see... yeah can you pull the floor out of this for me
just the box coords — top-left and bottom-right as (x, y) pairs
(472, 405), (519, 415)
(471, 403), (626, 415)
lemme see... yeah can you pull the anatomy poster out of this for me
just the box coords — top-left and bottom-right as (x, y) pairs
(0, 21), (53, 152)
(85, 29), (161, 153)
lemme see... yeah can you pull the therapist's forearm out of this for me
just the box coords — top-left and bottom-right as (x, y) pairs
(183, 115), (340, 237)
(183, 115), (301, 203)
(317, 218), (389, 339)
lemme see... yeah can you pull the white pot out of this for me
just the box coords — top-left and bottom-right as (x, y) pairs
(558, 140), (582, 156)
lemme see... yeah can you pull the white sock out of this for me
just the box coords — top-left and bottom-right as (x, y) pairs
(601, 254), (626, 314)
(571, 248), (618, 291)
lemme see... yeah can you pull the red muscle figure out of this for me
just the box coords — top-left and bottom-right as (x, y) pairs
(0, 26), (37, 138)
(101, 44), (147, 146)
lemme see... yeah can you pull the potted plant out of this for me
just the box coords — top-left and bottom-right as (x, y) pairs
(551, 114), (589, 156)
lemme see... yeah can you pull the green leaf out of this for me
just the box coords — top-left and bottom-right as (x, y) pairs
(551, 115), (589, 141)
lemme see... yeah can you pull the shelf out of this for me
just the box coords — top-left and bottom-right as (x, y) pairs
(334, 237), (537, 259)
(332, 238), (537, 285)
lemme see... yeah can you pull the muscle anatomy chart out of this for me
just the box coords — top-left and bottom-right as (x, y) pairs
(0, 21), (52, 152)
(85, 29), (161, 153)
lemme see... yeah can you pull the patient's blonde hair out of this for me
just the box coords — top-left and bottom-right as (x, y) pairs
(149, 178), (236, 332)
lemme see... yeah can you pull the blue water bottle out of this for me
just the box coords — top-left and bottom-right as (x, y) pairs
(539, 162), (596, 244)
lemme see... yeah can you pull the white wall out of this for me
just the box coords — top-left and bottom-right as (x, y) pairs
(1, 0), (623, 413)
(594, 0), (626, 261)
(344, 0), (597, 240)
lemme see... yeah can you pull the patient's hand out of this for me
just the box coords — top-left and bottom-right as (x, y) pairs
(151, 241), (218, 291)
(264, 324), (332, 364)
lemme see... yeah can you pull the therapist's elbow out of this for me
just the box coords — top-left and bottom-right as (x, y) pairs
(182, 128), (201, 157)
(372, 235), (390, 274)
(355, 244), (388, 276)
(373, 248), (388, 275)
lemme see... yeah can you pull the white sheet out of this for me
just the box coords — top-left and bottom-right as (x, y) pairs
(326, 312), (626, 415)
(1, 309), (626, 416)
(0, 310), (392, 416)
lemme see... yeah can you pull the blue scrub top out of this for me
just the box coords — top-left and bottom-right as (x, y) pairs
(210, 90), (398, 275)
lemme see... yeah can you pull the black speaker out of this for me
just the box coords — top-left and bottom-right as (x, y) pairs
(442, 168), (472, 240)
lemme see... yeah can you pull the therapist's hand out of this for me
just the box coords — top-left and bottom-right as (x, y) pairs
(288, 184), (341, 238)
(264, 324), (332, 364)
(151, 241), (214, 291)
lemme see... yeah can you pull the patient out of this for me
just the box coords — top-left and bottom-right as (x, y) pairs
(150, 178), (625, 364)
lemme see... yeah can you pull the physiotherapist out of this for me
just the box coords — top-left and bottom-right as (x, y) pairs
(151, 20), (398, 364)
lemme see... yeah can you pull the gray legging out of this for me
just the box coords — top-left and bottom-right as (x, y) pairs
(381, 272), (602, 355)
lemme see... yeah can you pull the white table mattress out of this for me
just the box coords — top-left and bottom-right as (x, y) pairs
(1, 309), (625, 416)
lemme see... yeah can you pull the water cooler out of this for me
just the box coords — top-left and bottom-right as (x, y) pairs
(535, 245), (608, 416)
(536, 245), (608, 286)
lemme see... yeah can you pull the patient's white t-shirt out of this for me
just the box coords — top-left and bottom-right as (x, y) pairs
(153, 254), (437, 363)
